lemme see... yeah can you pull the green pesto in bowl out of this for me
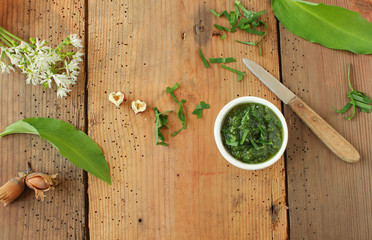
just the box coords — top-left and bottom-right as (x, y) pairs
(221, 103), (283, 164)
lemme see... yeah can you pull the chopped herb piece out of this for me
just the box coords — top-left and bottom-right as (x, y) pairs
(153, 108), (172, 146)
(240, 129), (249, 144)
(209, 57), (236, 63)
(210, 9), (223, 17)
(223, 11), (231, 21)
(199, 48), (210, 68)
(172, 99), (187, 137)
(213, 24), (230, 32)
(192, 101), (210, 118)
(235, 40), (256, 46)
(166, 82), (179, 103)
(245, 10), (266, 23)
(221, 64), (245, 81)
(244, 28), (265, 36)
(226, 140), (239, 147)
(235, 0), (253, 17)
(333, 102), (352, 114)
(248, 136), (260, 150)
(234, 5), (240, 20)
(334, 64), (371, 120)
(221, 32), (226, 40)
(211, 1), (267, 54)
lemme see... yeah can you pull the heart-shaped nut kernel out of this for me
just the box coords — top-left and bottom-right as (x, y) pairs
(131, 100), (147, 114)
(109, 92), (125, 108)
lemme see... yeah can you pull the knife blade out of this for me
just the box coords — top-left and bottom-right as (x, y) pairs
(243, 59), (360, 163)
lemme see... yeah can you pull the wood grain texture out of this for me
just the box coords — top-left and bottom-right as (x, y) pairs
(280, 0), (372, 239)
(0, 1), (87, 239)
(87, 0), (287, 239)
(288, 96), (360, 163)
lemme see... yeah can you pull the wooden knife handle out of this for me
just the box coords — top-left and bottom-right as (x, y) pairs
(288, 96), (360, 163)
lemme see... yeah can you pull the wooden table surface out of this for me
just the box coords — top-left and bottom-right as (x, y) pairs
(0, 0), (371, 239)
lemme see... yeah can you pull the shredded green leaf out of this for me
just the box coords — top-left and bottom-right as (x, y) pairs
(199, 48), (210, 68)
(209, 57), (236, 63)
(334, 64), (371, 120)
(192, 101), (210, 118)
(172, 99), (187, 137)
(221, 64), (245, 81)
(235, 40), (256, 46)
(210, 0), (268, 54)
(248, 136), (260, 150)
(210, 9), (223, 17)
(166, 82), (179, 103)
(221, 32), (226, 40)
(153, 108), (172, 146)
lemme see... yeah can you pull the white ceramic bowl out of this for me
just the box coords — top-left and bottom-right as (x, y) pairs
(214, 96), (288, 170)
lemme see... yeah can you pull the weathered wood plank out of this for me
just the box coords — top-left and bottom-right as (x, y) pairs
(0, 1), (87, 239)
(280, 0), (372, 239)
(88, 0), (287, 239)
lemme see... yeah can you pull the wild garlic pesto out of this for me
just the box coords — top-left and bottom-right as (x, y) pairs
(221, 103), (283, 164)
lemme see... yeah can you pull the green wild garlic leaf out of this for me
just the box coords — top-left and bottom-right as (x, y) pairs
(0, 118), (111, 184)
(272, 0), (372, 54)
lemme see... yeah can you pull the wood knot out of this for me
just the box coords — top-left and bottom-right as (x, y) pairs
(194, 20), (205, 35)
(180, 32), (186, 40)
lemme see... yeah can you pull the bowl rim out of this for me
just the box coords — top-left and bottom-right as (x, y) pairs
(214, 96), (288, 170)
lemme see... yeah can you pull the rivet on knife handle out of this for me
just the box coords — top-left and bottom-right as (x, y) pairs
(288, 96), (360, 163)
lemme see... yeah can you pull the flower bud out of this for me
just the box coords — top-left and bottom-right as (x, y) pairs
(25, 173), (58, 201)
(0, 177), (25, 206)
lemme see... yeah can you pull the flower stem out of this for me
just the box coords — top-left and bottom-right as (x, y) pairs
(0, 27), (24, 43)
(0, 34), (12, 47)
(347, 63), (354, 92)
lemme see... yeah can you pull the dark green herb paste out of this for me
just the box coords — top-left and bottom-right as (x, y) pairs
(221, 103), (283, 164)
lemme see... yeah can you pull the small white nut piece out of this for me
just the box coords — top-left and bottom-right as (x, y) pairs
(131, 100), (147, 114)
(109, 92), (125, 108)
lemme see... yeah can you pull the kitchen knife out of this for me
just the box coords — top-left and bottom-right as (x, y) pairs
(243, 59), (360, 163)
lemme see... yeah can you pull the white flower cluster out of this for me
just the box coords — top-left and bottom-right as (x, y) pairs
(0, 34), (83, 97)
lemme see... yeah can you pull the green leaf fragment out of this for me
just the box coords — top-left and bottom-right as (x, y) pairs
(210, 9), (223, 17)
(199, 48), (210, 68)
(166, 82), (180, 103)
(172, 99), (187, 137)
(153, 107), (172, 146)
(221, 32), (226, 40)
(248, 136), (260, 150)
(221, 65), (245, 82)
(235, 0), (253, 17)
(235, 40), (256, 46)
(0, 118), (112, 184)
(334, 64), (371, 119)
(211, 1), (267, 53)
(226, 139), (239, 147)
(240, 129), (249, 145)
(209, 57), (236, 63)
(244, 28), (265, 36)
(192, 101), (210, 118)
